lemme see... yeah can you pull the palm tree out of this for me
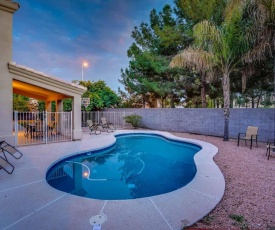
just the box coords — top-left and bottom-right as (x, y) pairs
(171, 0), (274, 141)
(171, 12), (247, 140)
(242, 0), (274, 61)
(242, 0), (275, 89)
(170, 47), (216, 108)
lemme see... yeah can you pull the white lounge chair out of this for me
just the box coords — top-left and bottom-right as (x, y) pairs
(101, 117), (115, 132)
(87, 120), (101, 135)
(0, 155), (14, 174)
(0, 141), (23, 159)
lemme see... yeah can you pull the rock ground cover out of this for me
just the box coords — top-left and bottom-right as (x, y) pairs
(172, 132), (275, 230)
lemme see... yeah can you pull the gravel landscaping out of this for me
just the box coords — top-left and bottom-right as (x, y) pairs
(172, 132), (275, 230)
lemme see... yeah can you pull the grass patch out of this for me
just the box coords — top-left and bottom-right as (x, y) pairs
(201, 214), (214, 225)
(229, 214), (248, 230)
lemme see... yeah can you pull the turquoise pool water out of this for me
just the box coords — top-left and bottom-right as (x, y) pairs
(46, 134), (201, 200)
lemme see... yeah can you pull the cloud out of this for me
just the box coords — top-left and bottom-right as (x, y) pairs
(13, 0), (174, 91)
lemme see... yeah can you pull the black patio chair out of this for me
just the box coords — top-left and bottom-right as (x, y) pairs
(266, 140), (275, 160)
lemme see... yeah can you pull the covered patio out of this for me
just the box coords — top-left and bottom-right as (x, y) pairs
(0, 0), (86, 146)
(9, 62), (86, 146)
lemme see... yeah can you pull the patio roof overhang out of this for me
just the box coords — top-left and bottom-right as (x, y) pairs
(8, 62), (86, 101)
(12, 80), (71, 101)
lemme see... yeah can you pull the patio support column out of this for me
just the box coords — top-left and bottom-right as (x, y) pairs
(46, 101), (51, 112)
(56, 100), (63, 135)
(56, 100), (63, 112)
(72, 95), (82, 140)
(0, 0), (20, 145)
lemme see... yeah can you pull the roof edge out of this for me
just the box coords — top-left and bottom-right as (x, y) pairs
(8, 62), (87, 95)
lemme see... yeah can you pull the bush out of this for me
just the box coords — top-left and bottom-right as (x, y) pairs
(123, 114), (142, 128)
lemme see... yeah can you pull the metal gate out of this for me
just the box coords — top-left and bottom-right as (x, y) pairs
(14, 111), (72, 146)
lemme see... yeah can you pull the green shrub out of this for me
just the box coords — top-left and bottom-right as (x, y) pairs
(202, 215), (214, 225)
(229, 214), (248, 230)
(123, 114), (142, 128)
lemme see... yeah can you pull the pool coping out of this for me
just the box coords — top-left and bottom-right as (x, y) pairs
(0, 130), (225, 230)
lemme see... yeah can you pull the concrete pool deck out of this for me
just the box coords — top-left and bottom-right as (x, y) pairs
(0, 130), (225, 230)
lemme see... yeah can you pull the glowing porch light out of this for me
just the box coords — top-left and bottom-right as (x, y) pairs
(81, 61), (89, 81)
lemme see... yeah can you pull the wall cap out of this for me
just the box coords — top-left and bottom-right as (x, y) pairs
(0, 0), (20, 13)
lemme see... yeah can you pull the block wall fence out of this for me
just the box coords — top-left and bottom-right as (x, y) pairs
(104, 108), (275, 142)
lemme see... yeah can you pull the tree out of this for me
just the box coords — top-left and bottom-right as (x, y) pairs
(171, 1), (263, 140)
(118, 88), (144, 108)
(242, 58), (274, 108)
(13, 95), (29, 111)
(175, 0), (226, 25)
(63, 99), (73, 111)
(170, 48), (217, 108)
(241, 0), (275, 93)
(76, 80), (120, 110)
(170, 0), (227, 108)
(120, 4), (193, 108)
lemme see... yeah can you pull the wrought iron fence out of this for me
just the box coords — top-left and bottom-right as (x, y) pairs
(81, 111), (134, 128)
(14, 111), (72, 146)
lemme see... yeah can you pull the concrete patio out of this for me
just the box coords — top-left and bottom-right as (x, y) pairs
(0, 130), (224, 230)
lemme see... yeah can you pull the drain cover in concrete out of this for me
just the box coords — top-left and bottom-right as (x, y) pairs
(92, 224), (101, 230)
(89, 214), (107, 226)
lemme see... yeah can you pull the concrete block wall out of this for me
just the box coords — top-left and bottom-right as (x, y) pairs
(104, 108), (275, 142)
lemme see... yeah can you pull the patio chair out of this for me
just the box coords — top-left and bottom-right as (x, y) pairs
(87, 120), (101, 135)
(47, 121), (55, 136)
(24, 123), (36, 138)
(266, 140), (275, 160)
(0, 155), (14, 174)
(237, 126), (258, 149)
(101, 117), (115, 132)
(0, 141), (23, 159)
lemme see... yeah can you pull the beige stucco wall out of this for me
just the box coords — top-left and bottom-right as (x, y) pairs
(72, 94), (82, 140)
(0, 1), (19, 145)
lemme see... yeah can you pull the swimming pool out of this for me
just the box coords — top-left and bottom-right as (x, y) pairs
(46, 134), (201, 200)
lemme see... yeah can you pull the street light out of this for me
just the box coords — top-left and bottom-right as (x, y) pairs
(81, 62), (88, 81)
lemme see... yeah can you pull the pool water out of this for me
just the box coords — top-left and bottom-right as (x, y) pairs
(46, 134), (201, 200)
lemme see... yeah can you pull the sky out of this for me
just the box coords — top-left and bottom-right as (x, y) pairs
(13, 0), (175, 92)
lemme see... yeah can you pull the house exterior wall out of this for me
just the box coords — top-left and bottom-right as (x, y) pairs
(104, 108), (274, 142)
(0, 1), (19, 145)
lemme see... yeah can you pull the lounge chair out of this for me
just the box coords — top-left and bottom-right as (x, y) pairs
(266, 140), (275, 160)
(0, 155), (14, 174)
(101, 117), (115, 132)
(237, 126), (258, 149)
(0, 141), (23, 159)
(87, 120), (101, 135)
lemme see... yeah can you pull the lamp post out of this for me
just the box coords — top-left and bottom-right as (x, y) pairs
(81, 62), (88, 81)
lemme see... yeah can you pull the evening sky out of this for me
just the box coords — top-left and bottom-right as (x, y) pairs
(13, 0), (174, 91)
